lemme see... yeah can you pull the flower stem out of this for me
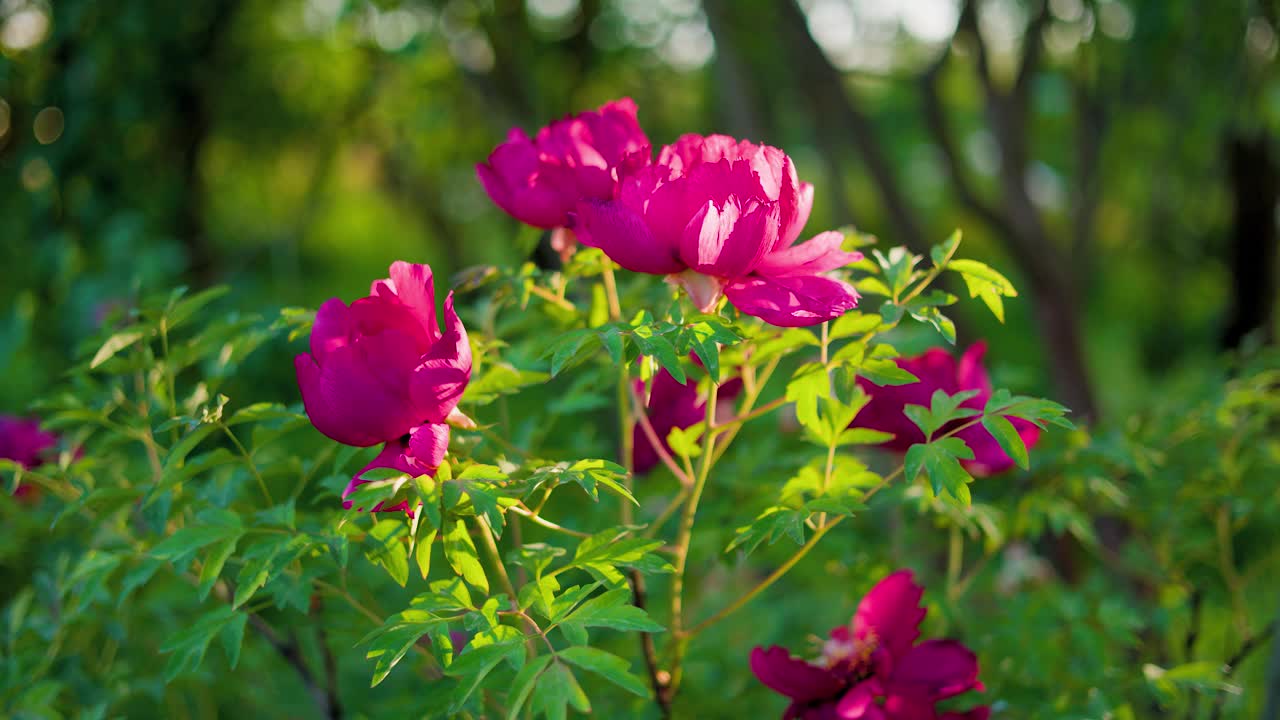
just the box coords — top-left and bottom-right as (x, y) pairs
(667, 380), (719, 691)
(220, 423), (273, 505)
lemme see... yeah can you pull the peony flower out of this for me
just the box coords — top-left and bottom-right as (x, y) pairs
(632, 366), (742, 475)
(851, 342), (1040, 477)
(0, 416), (58, 470)
(477, 98), (650, 231)
(344, 423), (450, 513)
(750, 570), (989, 720)
(1, 415), (58, 500)
(295, 261), (472, 448)
(574, 133), (861, 327)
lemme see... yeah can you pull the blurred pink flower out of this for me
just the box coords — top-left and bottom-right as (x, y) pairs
(1, 415), (58, 501)
(574, 133), (860, 327)
(750, 570), (988, 720)
(632, 367), (742, 474)
(477, 98), (650, 231)
(852, 342), (1040, 476)
(295, 261), (472, 448)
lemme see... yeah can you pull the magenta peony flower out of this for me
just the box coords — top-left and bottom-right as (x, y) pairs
(573, 133), (861, 327)
(477, 98), (651, 231)
(852, 342), (1040, 477)
(0, 416), (58, 470)
(750, 570), (989, 720)
(1, 415), (59, 501)
(294, 261), (472, 448)
(632, 367), (742, 474)
(344, 423), (450, 513)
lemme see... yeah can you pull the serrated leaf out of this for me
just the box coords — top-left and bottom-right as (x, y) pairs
(727, 507), (807, 555)
(904, 438), (976, 504)
(558, 646), (650, 697)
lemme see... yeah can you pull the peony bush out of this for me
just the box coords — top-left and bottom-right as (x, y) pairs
(15, 97), (1271, 718)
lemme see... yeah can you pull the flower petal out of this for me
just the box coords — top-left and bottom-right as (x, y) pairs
(886, 639), (982, 701)
(310, 298), (352, 362)
(410, 292), (474, 424)
(574, 199), (685, 274)
(853, 570), (926, 667)
(755, 231), (862, 277)
(407, 422), (451, 470)
(295, 329), (425, 447)
(724, 274), (859, 327)
(384, 261), (440, 342)
(750, 646), (846, 704)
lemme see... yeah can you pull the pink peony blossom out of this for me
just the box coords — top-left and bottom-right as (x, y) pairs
(750, 570), (989, 720)
(632, 367), (742, 474)
(295, 262), (472, 448)
(574, 133), (860, 327)
(477, 98), (650, 231)
(851, 342), (1040, 476)
(1, 415), (58, 501)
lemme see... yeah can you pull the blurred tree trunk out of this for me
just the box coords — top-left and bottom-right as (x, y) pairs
(776, 0), (1099, 419)
(1222, 133), (1279, 350)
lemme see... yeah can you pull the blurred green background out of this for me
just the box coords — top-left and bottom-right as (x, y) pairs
(2, 0), (1276, 423)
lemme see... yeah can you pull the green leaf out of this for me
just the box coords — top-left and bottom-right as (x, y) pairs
(219, 610), (248, 670)
(547, 329), (599, 376)
(904, 438), (976, 504)
(151, 521), (243, 565)
(532, 662), (591, 720)
(570, 530), (667, 584)
(982, 415), (1029, 469)
(930, 229), (962, 266)
(160, 605), (242, 681)
(365, 518), (411, 587)
(505, 654), (553, 720)
(233, 535), (312, 608)
(366, 624), (435, 687)
(561, 588), (664, 632)
(415, 528), (437, 580)
(632, 326), (685, 383)
(446, 640), (524, 711)
(829, 312), (882, 341)
(465, 364), (552, 405)
(443, 519), (489, 593)
(558, 646), (650, 697)
(726, 507), (807, 555)
(90, 328), (148, 368)
(197, 537), (239, 600)
(166, 286), (229, 330)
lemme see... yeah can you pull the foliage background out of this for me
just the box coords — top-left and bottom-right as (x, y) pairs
(1, 0), (1278, 718)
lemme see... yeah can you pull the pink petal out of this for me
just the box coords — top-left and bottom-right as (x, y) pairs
(408, 422), (451, 469)
(295, 330), (425, 447)
(410, 292), (474, 424)
(886, 639), (982, 701)
(574, 199), (685, 274)
(835, 682), (886, 719)
(385, 261), (440, 342)
(723, 274), (859, 327)
(714, 201), (779, 277)
(755, 231), (862, 277)
(750, 646), (846, 704)
(310, 298), (352, 362)
(853, 570), (926, 667)
(777, 179), (815, 250)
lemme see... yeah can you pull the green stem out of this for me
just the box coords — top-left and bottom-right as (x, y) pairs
(667, 380), (719, 690)
(220, 424), (273, 505)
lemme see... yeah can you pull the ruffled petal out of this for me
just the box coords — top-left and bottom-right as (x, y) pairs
(886, 639), (982, 701)
(410, 292), (474, 424)
(407, 422), (451, 470)
(755, 231), (862, 277)
(724, 274), (859, 327)
(384, 261), (440, 342)
(750, 646), (846, 704)
(853, 570), (926, 668)
(574, 199), (684, 274)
